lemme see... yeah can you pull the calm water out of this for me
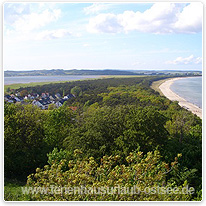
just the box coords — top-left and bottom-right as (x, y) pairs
(170, 77), (202, 108)
(4, 75), (101, 85)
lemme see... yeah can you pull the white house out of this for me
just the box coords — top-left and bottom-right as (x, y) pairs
(32, 100), (45, 109)
(56, 101), (63, 108)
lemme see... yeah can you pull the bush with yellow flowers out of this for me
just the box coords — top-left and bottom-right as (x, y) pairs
(26, 149), (192, 201)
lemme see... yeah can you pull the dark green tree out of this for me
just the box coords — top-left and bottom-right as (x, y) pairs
(71, 86), (82, 97)
(4, 103), (48, 180)
(44, 105), (75, 149)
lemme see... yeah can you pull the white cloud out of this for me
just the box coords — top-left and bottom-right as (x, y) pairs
(132, 61), (145, 66)
(174, 3), (203, 33)
(194, 57), (202, 64)
(83, 43), (90, 47)
(4, 3), (85, 42)
(12, 9), (61, 32)
(4, 3), (61, 33)
(166, 55), (202, 65)
(35, 29), (72, 40)
(4, 3), (31, 25)
(84, 3), (110, 15)
(6, 3), (31, 15)
(87, 13), (123, 33)
(87, 3), (202, 34)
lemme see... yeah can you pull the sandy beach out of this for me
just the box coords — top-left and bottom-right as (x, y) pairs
(159, 77), (202, 119)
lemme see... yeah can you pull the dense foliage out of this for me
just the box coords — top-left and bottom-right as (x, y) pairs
(26, 149), (191, 201)
(4, 76), (202, 201)
(4, 104), (48, 179)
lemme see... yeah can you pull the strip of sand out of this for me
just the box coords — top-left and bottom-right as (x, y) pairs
(159, 77), (202, 119)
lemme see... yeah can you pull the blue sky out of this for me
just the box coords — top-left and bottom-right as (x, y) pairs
(3, 2), (203, 71)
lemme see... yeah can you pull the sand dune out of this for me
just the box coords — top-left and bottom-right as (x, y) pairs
(159, 77), (202, 119)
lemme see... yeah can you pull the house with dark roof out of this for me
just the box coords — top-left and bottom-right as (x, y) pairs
(32, 100), (45, 109)
(4, 95), (11, 101)
(56, 101), (63, 108)
(55, 93), (61, 99)
(49, 95), (56, 101)
(18, 96), (24, 101)
(5, 90), (76, 110)
(63, 94), (74, 100)
(67, 94), (74, 98)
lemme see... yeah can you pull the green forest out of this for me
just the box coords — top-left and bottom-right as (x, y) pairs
(4, 76), (202, 201)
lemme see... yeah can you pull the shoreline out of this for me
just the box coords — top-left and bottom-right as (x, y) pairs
(4, 75), (144, 86)
(159, 77), (202, 119)
(4, 76), (102, 86)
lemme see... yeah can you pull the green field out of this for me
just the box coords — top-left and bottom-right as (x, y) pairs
(4, 75), (146, 93)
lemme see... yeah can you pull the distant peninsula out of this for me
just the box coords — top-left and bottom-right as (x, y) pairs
(4, 69), (136, 77)
(4, 69), (202, 77)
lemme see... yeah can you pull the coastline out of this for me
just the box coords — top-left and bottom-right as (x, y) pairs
(159, 77), (202, 119)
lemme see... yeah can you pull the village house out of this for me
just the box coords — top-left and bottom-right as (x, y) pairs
(55, 93), (61, 99)
(4, 95), (11, 101)
(63, 94), (74, 100)
(5, 91), (75, 110)
(49, 95), (56, 101)
(32, 100), (45, 109)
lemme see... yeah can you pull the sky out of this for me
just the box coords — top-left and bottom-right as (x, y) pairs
(3, 2), (203, 71)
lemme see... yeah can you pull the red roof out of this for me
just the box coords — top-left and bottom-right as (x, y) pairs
(69, 106), (77, 111)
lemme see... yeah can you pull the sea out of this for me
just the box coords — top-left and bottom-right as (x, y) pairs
(4, 75), (101, 85)
(170, 76), (202, 109)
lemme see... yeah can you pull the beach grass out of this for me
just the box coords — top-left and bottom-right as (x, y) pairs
(150, 78), (173, 95)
